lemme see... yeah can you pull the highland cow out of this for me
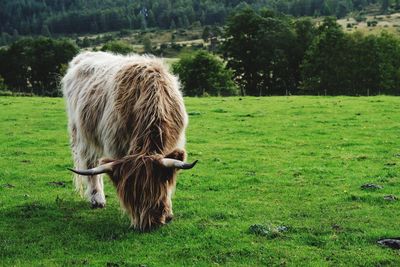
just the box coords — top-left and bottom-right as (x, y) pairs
(62, 51), (197, 231)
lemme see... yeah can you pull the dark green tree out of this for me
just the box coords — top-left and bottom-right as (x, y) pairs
(29, 38), (78, 96)
(41, 25), (51, 37)
(222, 7), (298, 96)
(202, 26), (211, 42)
(301, 17), (352, 95)
(142, 36), (153, 53)
(182, 15), (190, 28)
(222, 7), (264, 95)
(138, 12), (147, 30)
(375, 32), (400, 94)
(0, 39), (33, 93)
(300, 18), (400, 96)
(147, 10), (157, 27)
(0, 0), (380, 38)
(172, 51), (238, 96)
(381, 0), (390, 13)
(347, 32), (381, 95)
(291, 18), (316, 91)
(170, 19), (177, 29)
(0, 38), (78, 96)
(0, 75), (7, 91)
(256, 10), (297, 95)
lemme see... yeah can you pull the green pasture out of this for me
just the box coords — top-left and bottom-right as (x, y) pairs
(0, 96), (399, 266)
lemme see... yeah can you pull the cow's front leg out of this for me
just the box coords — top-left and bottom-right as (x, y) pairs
(165, 184), (175, 223)
(86, 174), (106, 208)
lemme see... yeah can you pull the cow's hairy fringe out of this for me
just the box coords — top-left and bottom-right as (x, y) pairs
(62, 51), (187, 231)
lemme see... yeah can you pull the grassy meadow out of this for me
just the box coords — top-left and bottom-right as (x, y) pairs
(0, 96), (399, 266)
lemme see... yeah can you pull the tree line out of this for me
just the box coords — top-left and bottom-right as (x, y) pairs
(1, 0), (397, 45)
(0, 38), (78, 96)
(2, 7), (400, 96)
(220, 7), (400, 96)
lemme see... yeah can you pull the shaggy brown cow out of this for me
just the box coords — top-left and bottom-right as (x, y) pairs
(62, 51), (197, 231)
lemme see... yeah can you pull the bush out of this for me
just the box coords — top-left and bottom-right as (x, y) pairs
(192, 43), (204, 49)
(0, 90), (12, 96)
(0, 75), (7, 90)
(172, 51), (238, 96)
(160, 43), (168, 50)
(354, 15), (366, 22)
(101, 40), (135, 55)
(367, 20), (378, 27)
(118, 29), (131, 37)
(142, 36), (152, 53)
(171, 43), (182, 51)
(0, 37), (78, 96)
(76, 37), (92, 48)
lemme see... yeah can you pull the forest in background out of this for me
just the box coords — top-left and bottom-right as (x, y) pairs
(2, 0), (400, 97)
(0, 0), (397, 41)
(2, 7), (400, 97)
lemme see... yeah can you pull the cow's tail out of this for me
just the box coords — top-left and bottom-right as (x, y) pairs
(68, 122), (86, 197)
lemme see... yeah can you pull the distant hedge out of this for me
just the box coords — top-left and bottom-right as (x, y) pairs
(172, 51), (238, 96)
(0, 37), (78, 96)
(101, 40), (135, 55)
(222, 8), (400, 96)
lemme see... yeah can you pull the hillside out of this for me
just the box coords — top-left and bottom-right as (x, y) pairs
(338, 12), (400, 35)
(0, 0), (394, 39)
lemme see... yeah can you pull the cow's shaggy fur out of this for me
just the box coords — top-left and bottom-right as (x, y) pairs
(62, 51), (188, 231)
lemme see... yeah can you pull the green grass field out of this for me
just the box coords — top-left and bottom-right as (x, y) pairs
(1, 96), (399, 266)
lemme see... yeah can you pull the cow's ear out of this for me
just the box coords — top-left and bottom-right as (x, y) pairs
(165, 149), (186, 161)
(99, 158), (119, 185)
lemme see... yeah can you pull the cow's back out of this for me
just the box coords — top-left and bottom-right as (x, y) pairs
(62, 52), (187, 160)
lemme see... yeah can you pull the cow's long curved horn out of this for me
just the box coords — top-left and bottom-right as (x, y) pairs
(68, 162), (113, 176)
(160, 158), (198, 169)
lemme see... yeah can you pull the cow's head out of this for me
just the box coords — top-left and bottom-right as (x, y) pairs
(69, 149), (197, 231)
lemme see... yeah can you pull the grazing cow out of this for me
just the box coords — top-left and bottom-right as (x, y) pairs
(62, 51), (197, 231)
